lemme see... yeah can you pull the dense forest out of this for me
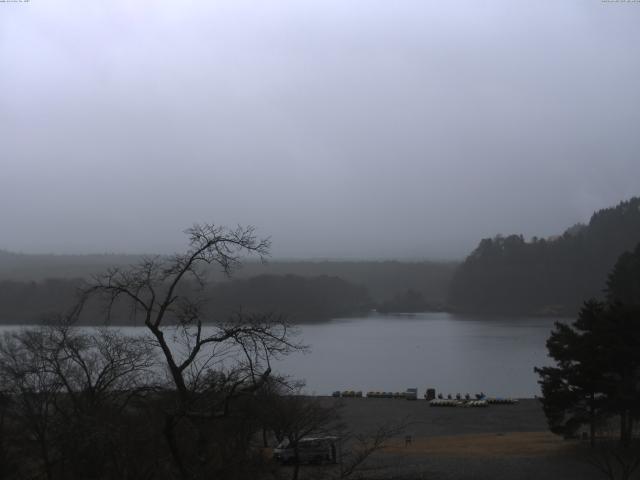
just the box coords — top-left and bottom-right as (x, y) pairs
(0, 253), (457, 304)
(0, 251), (144, 281)
(377, 289), (444, 313)
(0, 253), (456, 321)
(227, 260), (457, 304)
(207, 274), (371, 321)
(0, 274), (372, 325)
(448, 197), (640, 315)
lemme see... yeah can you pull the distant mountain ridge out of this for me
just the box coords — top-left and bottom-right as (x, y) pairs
(448, 197), (640, 315)
(0, 250), (144, 281)
(0, 274), (372, 325)
(0, 250), (456, 304)
(0, 251), (456, 323)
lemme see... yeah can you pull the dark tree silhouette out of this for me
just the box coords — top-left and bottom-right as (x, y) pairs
(606, 242), (640, 307)
(79, 223), (303, 479)
(263, 384), (342, 480)
(536, 243), (640, 448)
(535, 300), (609, 445)
(0, 324), (157, 480)
(450, 197), (640, 315)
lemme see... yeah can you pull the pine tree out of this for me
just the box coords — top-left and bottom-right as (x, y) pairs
(535, 300), (608, 445)
(536, 243), (640, 446)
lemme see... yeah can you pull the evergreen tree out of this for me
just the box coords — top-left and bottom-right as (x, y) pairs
(606, 242), (640, 307)
(450, 197), (640, 314)
(604, 244), (640, 446)
(535, 300), (608, 445)
(536, 243), (640, 446)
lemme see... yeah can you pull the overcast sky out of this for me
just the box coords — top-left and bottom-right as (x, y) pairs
(1, 0), (639, 259)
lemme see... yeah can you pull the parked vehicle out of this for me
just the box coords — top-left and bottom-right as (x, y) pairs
(273, 436), (339, 464)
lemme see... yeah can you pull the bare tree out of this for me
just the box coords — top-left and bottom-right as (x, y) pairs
(0, 328), (64, 480)
(0, 390), (16, 480)
(337, 419), (409, 479)
(0, 322), (157, 480)
(79, 224), (303, 479)
(261, 381), (408, 480)
(262, 381), (343, 480)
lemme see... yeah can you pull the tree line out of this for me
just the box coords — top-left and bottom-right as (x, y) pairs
(0, 251), (457, 305)
(0, 274), (371, 325)
(449, 197), (640, 315)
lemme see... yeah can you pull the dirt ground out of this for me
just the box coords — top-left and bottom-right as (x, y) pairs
(328, 397), (549, 438)
(384, 431), (568, 457)
(294, 397), (604, 479)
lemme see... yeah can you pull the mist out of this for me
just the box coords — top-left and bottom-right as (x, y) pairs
(1, 0), (639, 259)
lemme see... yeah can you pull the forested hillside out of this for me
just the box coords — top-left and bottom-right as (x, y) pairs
(448, 197), (640, 315)
(0, 274), (371, 325)
(229, 260), (456, 303)
(0, 251), (142, 280)
(207, 274), (371, 321)
(0, 252), (456, 304)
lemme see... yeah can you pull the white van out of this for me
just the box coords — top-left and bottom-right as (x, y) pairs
(273, 436), (339, 464)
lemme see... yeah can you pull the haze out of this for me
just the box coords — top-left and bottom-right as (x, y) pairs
(1, 0), (639, 259)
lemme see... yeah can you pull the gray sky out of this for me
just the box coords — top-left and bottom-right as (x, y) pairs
(1, 0), (639, 259)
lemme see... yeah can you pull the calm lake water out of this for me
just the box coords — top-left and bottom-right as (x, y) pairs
(277, 312), (567, 398)
(0, 312), (568, 398)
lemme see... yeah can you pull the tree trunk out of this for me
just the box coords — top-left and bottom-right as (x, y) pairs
(625, 414), (634, 446)
(590, 393), (596, 447)
(164, 414), (191, 480)
(292, 445), (300, 480)
(620, 410), (631, 448)
(41, 445), (54, 480)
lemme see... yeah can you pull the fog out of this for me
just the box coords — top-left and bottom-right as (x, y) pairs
(1, 0), (639, 259)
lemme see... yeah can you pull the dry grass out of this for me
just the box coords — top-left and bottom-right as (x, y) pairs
(384, 431), (576, 457)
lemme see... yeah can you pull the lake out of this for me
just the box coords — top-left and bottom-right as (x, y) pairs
(276, 312), (567, 398)
(0, 312), (568, 398)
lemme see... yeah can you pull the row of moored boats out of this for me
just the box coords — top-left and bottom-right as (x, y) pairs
(332, 389), (519, 406)
(429, 398), (518, 407)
